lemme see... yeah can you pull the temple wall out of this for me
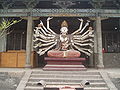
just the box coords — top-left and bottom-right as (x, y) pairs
(103, 53), (120, 68)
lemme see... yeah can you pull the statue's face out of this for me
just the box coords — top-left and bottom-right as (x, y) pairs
(60, 27), (68, 35)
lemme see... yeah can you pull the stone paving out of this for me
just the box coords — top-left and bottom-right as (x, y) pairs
(0, 71), (24, 90)
(111, 78), (120, 90)
(107, 69), (120, 90)
(0, 68), (119, 90)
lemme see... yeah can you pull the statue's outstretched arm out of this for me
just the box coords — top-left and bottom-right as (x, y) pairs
(38, 21), (55, 37)
(72, 19), (90, 35)
(47, 17), (56, 35)
(80, 31), (94, 40)
(33, 37), (54, 43)
(73, 30), (94, 40)
(33, 18), (59, 56)
(80, 47), (93, 54)
(37, 41), (57, 55)
(72, 43), (91, 56)
(79, 20), (90, 34)
(81, 30), (89, 37)
(39, 20), (51, 34)
(72, 18), (83, 35)
(37, 42), (55, 47)
(74, 42), (94, 48)
(74, 39), (94, 43)
(34, 27), (55, 40)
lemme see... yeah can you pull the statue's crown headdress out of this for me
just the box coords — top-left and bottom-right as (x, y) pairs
(61, 20), (68, 27)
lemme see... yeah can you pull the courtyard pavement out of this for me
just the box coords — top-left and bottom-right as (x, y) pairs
(0, 68), (120, 90)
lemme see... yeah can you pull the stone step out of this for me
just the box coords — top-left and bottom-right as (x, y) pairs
(43, 68), (87, 71)
(31, 71), (101, 76)
(25, 71), (109, 90)
(43, 64), (87, 71)
(45, 57), (86, 61)
(24, 86), (43, 90)
(29, 77), (103, 82)
(28, 79), (104, 83)
(44, 65), (85, 68)
(30, 74), (101, 78)
(47, 62), (82, 65)
(27, 81), (107, 87)
(32, 71), (100, 75)
(84, 87), (109, 90)
(24, 86), (109, 90)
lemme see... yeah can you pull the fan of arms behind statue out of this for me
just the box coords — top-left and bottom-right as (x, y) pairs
(33, 17), (94, 58)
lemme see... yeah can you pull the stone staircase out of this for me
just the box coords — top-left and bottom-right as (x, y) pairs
(24, 71), (110, 90)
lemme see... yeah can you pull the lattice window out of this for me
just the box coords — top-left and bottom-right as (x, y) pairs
(102, 32), (120, 53)
(7, 31), (26, 50)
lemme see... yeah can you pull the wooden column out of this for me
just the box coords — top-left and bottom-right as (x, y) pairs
(25, 16), (33, 68)
(96, 16), (104, 68)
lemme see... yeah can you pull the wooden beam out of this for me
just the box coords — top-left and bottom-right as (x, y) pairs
(0, 9), (120, 17)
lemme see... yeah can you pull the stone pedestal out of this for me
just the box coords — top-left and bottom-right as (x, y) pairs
(43, 57), (86, 71)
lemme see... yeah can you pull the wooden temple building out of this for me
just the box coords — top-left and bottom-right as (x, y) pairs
(0, 0), (120, 69)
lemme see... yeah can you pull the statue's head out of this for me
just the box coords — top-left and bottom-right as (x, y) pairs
(60, 20), (68, 35)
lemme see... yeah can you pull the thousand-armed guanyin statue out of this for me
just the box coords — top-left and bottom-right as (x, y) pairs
(33, 17), (94, 58)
